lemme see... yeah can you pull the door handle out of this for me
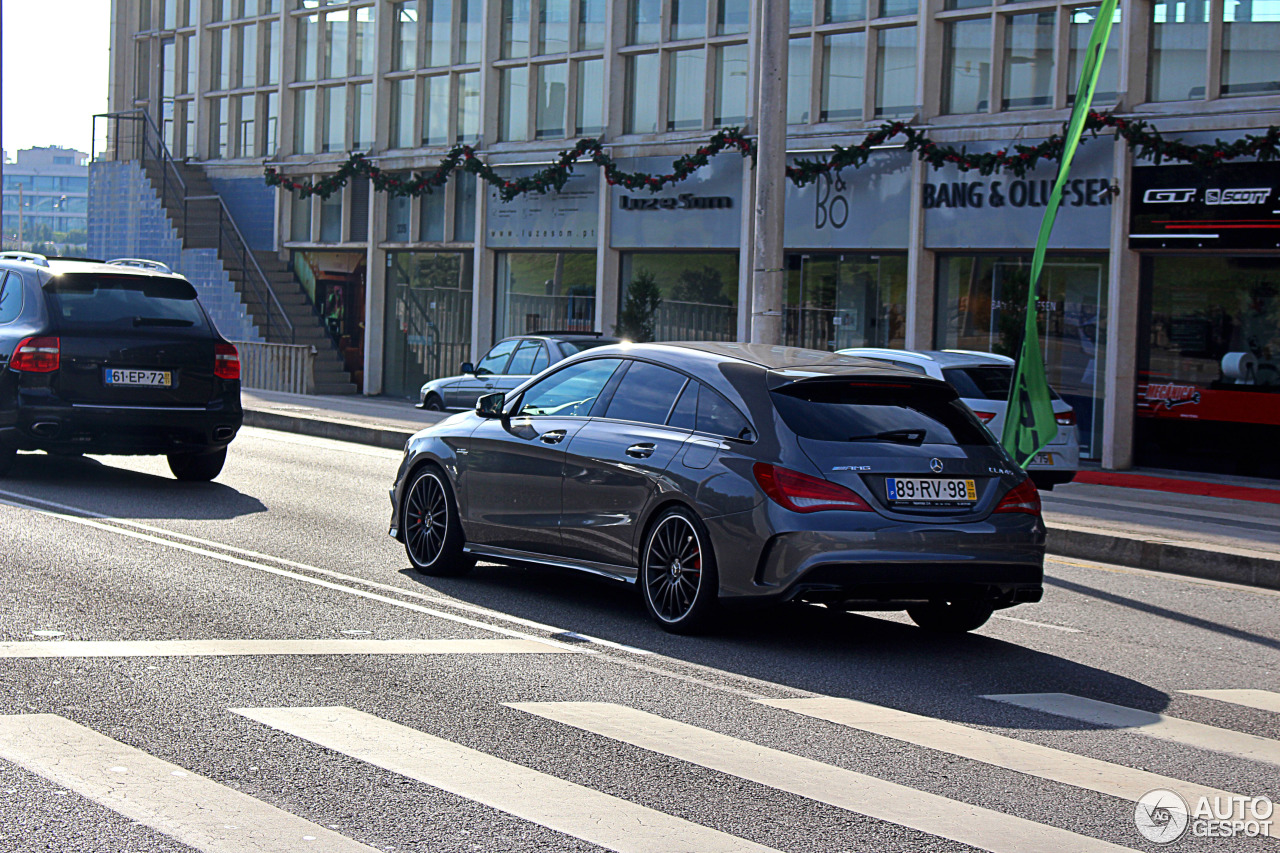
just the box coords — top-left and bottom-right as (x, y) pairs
(540, 430), (567, 444)
(626, 442), (656, 458)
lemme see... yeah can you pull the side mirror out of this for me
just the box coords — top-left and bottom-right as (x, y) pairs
(476, 392), (506, 418)
(460, 361), (475, 375)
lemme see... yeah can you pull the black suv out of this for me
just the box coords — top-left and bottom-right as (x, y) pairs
(0, 254), (242, 481)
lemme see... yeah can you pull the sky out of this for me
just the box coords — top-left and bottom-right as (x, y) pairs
(2, 0), (111, 159)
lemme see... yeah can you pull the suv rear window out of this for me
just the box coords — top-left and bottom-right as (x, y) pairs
(45, 274), (207, 331)
(943, 366), (1061, 401)
(771, 381), (994, 446)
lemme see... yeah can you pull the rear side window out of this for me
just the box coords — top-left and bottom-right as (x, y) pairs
(697, 386), (754, 440)
(605, 361), (689, 426)
(506, 341), (546, 375)
(0, 273), (22, 324)
(771, 381), (994, 446)
(44, 274), (206, 331)
(943, 366), (1060, 401)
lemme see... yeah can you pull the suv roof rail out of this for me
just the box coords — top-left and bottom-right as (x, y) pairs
(0, 251), (50, 267)
(106, 258), (174, 274)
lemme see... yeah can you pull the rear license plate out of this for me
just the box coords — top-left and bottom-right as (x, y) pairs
(886, 477), (977, 506)
(104, 368), (173, 388)
(1033, 452), (1055, 465)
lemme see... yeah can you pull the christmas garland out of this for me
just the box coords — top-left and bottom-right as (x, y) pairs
(265, 112), (1280, 202)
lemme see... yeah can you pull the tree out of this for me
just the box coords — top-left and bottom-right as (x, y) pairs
(615, 271), (662, 342)
(672, 264), (731, 304)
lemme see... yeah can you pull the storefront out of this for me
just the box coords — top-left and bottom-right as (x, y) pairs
(1130, 162), (1280, 476)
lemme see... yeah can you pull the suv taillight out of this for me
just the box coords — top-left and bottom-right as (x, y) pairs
(214, 342), (241, 380)
(1055, 410), (1077, 427)
(994, 478), (1041, 515)
(753, 463), (873, 513)
(10, 337), (60, 373)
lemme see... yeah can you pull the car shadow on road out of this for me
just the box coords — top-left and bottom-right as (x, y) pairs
(0, 452), (267, 520)
(400, 560), (1172, 730)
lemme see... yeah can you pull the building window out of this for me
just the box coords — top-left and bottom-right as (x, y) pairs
(393, 2), (418, 70)
(714, 44), (749, 127)
(391, 78), (415, 148)
(619, 253), (739, 343)
(1002, 12), (1054, 110)
(500, 66), (531, 141)
(457, 71), (481, 141)
(496, 252), (598, 339)
(625, 53), (660, 134)
(1221, 3), (1280, 98)
(422, 75), (451, 145)
(821, 31), (865, 121)
(1067, 5), (1120, 105)
(576, 58), (605, 135)
(941, 18), (990, 114)
(875, 26), (916, 117)
(787, 36), (812, 124)
(667, 48), (705, 131)
(536, 62), (568, 139)
(784, 253), (906, 352)
(936, 253), (1108, 459)
(1148, 0), (1208, 102)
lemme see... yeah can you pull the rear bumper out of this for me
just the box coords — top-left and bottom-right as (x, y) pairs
(0, 397), (242, 455)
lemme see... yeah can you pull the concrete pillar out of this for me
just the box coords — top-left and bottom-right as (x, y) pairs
(749, 0), (788, 345)
(596, 170), (618, 335)
(1102, 138), (1138, 470)
(904, 156), (934, 349)
(363, 177), (385, 395)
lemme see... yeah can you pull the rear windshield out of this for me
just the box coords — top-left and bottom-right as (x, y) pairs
(943, 365), (1060, 401)
(771, 381), (995, 446)
(559, 339), (614, 354)
(45, 274), (207, 332)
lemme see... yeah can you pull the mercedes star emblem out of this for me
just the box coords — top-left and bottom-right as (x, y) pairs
(929, 458), (944, 473)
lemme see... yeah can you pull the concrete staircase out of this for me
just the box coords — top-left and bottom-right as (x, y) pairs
(140, 160), (359, 395)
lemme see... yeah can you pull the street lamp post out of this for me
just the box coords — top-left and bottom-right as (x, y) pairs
(749, 0), (790, 345)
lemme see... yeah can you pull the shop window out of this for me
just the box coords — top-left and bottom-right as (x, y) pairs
(291, 194), (312, 243)
(496, 251), (598, 338)
(783, 253), (906, 352)
(1137, 256), (1280, 474)
(935, 254), (1108, 459)
(619, 253), (738, 343)
(384, 251), (474, 397)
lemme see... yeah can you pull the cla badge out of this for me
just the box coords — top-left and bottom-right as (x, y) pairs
(929, 458), (944, 473)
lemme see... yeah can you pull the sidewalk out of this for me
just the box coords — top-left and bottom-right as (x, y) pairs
(241, 389), (1280, 591)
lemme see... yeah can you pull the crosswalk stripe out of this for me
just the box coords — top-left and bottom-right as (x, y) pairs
(1182, 689), (1280, 714)
(757, 696), (1271, 835)
(511, 702), (1135, 853)
(234, 706), (780, 853)
(985, 693), (1280, 767)
(0, 638), (576, 658)
(0, 714), (375, 853)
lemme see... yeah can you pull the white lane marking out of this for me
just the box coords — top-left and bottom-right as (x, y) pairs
(1182, 689), (1280, 714)
(984, 693), (1280, 767)
(511, 702), (1135, 853)
(235, 706), (779, 853)
(0, 488), (646, 655)
(757, 696), (1270, 833)
(0, 714), (376, 853)
(0, 493), (585, 655)
(991, 614), (1082, 633)
(0, 639), (575, 659)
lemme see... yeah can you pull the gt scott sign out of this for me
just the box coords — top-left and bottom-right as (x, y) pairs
(1130, 162), (1280, 249)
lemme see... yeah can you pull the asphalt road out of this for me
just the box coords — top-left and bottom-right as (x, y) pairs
(1, 426), (1277, 853)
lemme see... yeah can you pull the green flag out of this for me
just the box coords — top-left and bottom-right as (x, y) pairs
(1002, 0), (1118, 467)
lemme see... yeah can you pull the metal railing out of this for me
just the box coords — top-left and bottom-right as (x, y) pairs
(234, 341), (316, 394)
(92, 110), (295, 343)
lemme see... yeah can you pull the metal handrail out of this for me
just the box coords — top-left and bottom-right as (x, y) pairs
(186, 194), (294, 342)
(93, 109), (295, 343)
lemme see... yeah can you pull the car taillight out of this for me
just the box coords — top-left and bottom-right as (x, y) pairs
(753, 463), (873, 513)
(1055, 410), (1077, 427)
(994, 478), (1041, 515)
(214, 342), (241, 380)
(972, 411), (996, 424)
(10, 337), (60, 372)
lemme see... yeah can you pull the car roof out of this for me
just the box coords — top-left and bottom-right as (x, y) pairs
(588, 341), (925, 376)
(836, 347), (1015, 368)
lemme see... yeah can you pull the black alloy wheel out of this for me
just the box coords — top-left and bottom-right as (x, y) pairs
(906, 600), (995, 633)
(403, 465), (473, 576)
(422, 394), (445, 412)
(167, 447), (227, 482)
(641, 507), (719, 633)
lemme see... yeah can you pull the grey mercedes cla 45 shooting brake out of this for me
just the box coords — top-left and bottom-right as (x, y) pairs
(389, 342), (1045, 634)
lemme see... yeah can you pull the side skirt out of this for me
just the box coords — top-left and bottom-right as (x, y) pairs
(464, 544), (639, 584)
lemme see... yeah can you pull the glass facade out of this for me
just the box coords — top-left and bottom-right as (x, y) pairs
(784, 253), (907, 352)
(384, 251), (475, 395)
(935, 254), (1109, 458)
(496, 252), (598, 338)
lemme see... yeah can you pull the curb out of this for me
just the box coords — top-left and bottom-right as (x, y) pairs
(243, 406), (1280, 592)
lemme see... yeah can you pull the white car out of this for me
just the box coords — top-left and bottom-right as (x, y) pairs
(835, 348), (1079, 489)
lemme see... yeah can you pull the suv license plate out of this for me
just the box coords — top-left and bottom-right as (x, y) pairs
(105, 368), (173, 388)
(1033, 452), (1055, 465)
(886, 477), (976, 505)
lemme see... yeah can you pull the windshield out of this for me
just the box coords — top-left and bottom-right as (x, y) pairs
(771, 381), (995, 446)
(45, 274), (207, 332)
